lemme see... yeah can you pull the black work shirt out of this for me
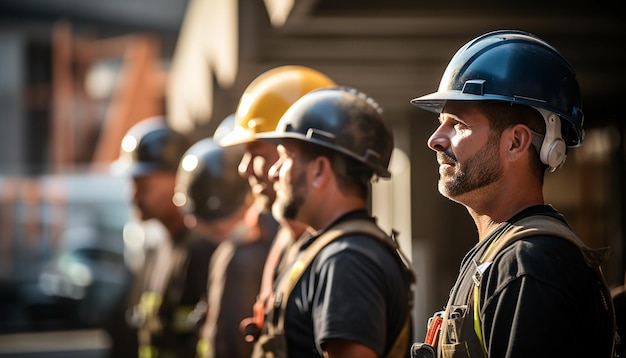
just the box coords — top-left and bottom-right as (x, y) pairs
(446, 205), (614, 357)
(205, 212), (279, 358)
(284, 209), (412, 357)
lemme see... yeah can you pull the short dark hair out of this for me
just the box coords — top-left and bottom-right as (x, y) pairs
(477, 101), (548, 177)
(478, 101), (545, 134)
(296, 140), (371, 199)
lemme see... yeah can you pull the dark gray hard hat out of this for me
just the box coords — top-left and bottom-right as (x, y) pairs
(173, 138), (250, 221)
(115, 116), (191, 176)
(257, 86), (394, 178)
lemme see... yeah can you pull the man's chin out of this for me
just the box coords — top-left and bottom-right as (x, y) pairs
(271, 202), (297, 223)
(438, 181), (457, 199)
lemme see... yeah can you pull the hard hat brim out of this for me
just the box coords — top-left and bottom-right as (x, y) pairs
(256, 132), (392, 178)
(109, 159), (165, 177)
(219, 126), (256, 147)
(410, 90), (553, 115)
(410, 90), (501, 114)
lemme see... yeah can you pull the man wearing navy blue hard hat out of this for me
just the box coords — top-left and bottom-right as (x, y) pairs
(409, 30), (616, 358)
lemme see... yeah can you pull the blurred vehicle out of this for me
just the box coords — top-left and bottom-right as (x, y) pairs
(38, 225), (131, 328)
(0, 172), (133, 333)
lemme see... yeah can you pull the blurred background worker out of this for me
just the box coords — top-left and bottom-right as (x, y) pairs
(112, 116), (215, 358)
(218, 66), (337, 341)
(172, 126), (278, 358)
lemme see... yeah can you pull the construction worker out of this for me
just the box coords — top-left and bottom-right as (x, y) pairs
(253, 86), (416, 358)
(172, 132), (278, 358)
(116, 117), (215, 358)
(410, 30), (617, 357)
(218, 65), (337, 341)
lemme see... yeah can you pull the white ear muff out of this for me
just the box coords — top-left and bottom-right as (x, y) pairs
(537, 109), (567, 172)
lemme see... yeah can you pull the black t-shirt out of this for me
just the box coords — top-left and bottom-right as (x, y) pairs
(209, 212), (279, 358)
(447, 205), (614, 357)
(284, 210), (412, 357)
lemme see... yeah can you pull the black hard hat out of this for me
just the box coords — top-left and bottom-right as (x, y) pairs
(411, 30), (584, 147)
(114, 116), (191, 176)
(173, 138), (250, 221)
(257, 86), (393, 178)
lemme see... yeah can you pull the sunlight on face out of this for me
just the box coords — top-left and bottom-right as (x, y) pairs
(270, 143), (308, 223)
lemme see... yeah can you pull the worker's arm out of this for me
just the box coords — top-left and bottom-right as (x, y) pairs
(324, 339), (378, 358)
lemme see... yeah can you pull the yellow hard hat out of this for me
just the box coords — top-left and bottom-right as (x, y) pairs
(221, 65), (336, 146)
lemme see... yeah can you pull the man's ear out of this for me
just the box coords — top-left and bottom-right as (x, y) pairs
(503, 124), (534, 162)
(310, 156), (332, 189)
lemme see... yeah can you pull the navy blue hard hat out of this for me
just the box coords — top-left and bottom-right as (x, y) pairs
(411, 30), (584, 147)
(113, 116), (191, 176)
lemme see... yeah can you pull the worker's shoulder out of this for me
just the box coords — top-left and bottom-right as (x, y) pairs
(491, 235), (593, 286)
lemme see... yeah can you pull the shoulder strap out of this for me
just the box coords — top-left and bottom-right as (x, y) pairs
(474, 214), (616, 357)
(277, 219), (392, 321)
(480, 215), (609, 266)
(275, 219), (415, 357)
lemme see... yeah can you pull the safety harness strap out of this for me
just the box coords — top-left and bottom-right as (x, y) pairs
(473, 215), (616, 356)
(275, 218), (415, 357)
(478, 215), (609, 264)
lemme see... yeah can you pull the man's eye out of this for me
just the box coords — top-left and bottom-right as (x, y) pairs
(454, 122), (468, 130)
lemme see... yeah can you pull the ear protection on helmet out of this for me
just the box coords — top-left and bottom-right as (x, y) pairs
(535, 108), (567, 172)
